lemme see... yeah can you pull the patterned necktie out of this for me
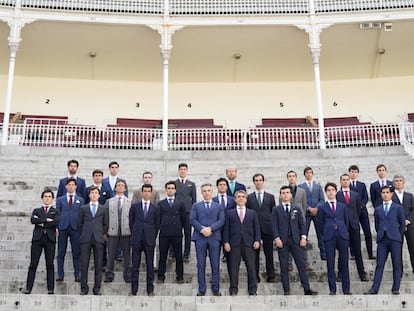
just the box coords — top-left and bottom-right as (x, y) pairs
(384, 203), (389, 216)
(221, 195), (226, 208)
(344, 190), (350, 205)
(257, 192), (262, 207)
(69, 195), (73, 208)
(168, 198), (173, 206)
(239, 208), (244, 223)
(91, 204), (97, 217)
(117, 196), (122, 211)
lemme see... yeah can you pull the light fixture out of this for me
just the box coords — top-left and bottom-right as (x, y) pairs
(233, 53), (242, 60)
(377, 48), (386, 55)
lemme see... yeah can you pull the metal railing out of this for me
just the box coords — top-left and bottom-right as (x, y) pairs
(3, 121), (413, 152)
(1, 0), (413, 15)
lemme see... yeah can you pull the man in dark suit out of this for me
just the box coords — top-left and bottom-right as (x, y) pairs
(129, 184), (159, 296)
(226, 166), (246, 196)
(190, 183), (225, 296)
(224, 190), (261, 296)
(272, 186), (318, 296)
(78, 186), (109, 295)
(298, 167), (326, 261)
(370, 164), (393, 208)
(392, 175), (414, 274)
(23, 189), (60, 295)
(337, 174), (368, 282)
(56, 178), (84, 282)
(317, 182), (351, 295)
(247, 173), (276, 282)
(157, 181), (186, 283)
(84, 169), (111, 205)
(174, 163), (197, 262)
(57, 159), (86, 198)
(102, 161), (129, 198)
(365, 185), (405, 295)
(349, 165), (375, 259)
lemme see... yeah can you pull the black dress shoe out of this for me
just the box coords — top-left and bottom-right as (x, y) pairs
(74, 276), (81, 282)
(104, 278), (113, 283)
(196, 292), (205, 296)
(304, 289), (318, 295)
(343, 292), (352, 295)
(80, 291), (88, 295)
(364, 289), (378, 295)
(22, 289), (31, 294)
(183, 257), (189, 263)
(157, 277), (165, 284)
(329, 292), (336, 295)
(212, 291), (222, 296)
(284, 291), (290, 295)
(230, 291), (238, 296)
(48, 290), (54, 295)
(93, 291), (101, 296)
(369, 255), (376, 260)
(249, 292), (257, 296)
(267, 277), (277, 283)
(147, 291), (155, 296)
(256, 276), (261, 283)
(392, 289), (400, 295)
(176, 277), (184, 284)
(361, 275), (369, 282)
(56, 277), (64, 282)
(128, 292), (137, 296)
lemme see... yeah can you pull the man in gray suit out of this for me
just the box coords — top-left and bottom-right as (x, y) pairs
(131, 171), (161, 204)
(78, 186), (109, 295)
(104, 180), (132, 283)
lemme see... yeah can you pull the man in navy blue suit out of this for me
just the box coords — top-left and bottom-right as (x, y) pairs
(298, 167), (326, 261)
(370, 164), (393, 209)
(349, 165), (375, 259)
(224, 190), (261, 296)
(365, 185), (405, 295)
(56, 178), (84, 282)
(272, 186), (318, 296)
(226, 166), (246, 196)
(129, 184), (159, 296)
(56, 159), (86, 198)
(336, 174), (368, 282)
(157, 181), (186, 283)
(102, 161), (128, 198)
(317, 182), (351, 295)
(190, 183), (225, 296)
(84, 169), (111, 205)
(392, 174), (414, 274)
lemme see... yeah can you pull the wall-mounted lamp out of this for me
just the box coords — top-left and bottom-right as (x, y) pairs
(187, 103), (192, 108)
(89, 51), (97, 58)
(233, 53), (242, 60)
(333, 101), (338, 106)
(377, 48), (386, 55)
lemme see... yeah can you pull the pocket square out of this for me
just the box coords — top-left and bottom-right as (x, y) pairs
(76, 200), (81, 203)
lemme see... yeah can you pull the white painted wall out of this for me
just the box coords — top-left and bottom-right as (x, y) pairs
(1, 75), (412, 127)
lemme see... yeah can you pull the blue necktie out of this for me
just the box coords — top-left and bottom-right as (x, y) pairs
(384, 203), (389, 216)
(91, 204), (97, 217)
(221, 195), (226, 208)
(144, 203), (148, 218)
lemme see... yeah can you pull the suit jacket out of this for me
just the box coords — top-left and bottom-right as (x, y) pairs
(317, 201), (349, 241)
(174, 179), (197, 212)
(190, 201), (225, 241)
(272, 204), (306, 245)
(370, 179), (392, 208)
(131, 189), (161, 205)
(392, 191), (414, 226)
(129, 201), (159, 247)
(157, 197), (186, 237)
(102, 177), (129, 198)
(212, 194), (236, 211)
(350, 180), (369, 207)
(226, 181), (247, 196)
(247, 191), (275, 236)
(374, 202), (405, 242)
(77, 203), (109, 244)
(223, 208), (260, 248)
(57, 176), (86, 198)
(336, 190), (361, 230)
(84, 184), (112, 205)
(31, 206), (60, 242)
(298, 181), (325, 209)
(105, 196), (132, 236)
(56, 194), (84, 230)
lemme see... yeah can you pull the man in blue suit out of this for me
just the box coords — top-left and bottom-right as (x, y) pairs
(226, 166), (246, 196)
(56, 159), (86, 198)
(317, 182), (351, 295)
(190, 183), (225, 296)
(84, 169), (111, 205)
(365, 185), (406, 294)
(102, 161), (129, 198)
(298, 167), (326, 261)
(272, 186), (318, 296)
(336, 174), (368, 282)
(129, 184), (159, 296)
(370, 164), (393, 208)
(223, 190), (261, 296)
(349, 165), (375, 259)
(56, 178), (84, 282)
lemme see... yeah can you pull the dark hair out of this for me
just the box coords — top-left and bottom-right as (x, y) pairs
(92, 169), (104, 176)
(348, 165), (359, 172)
(142, 171), (153, 177)
(67, 159), (79, 167)
(376, 164), (387, 171)
(252, 173), (265, 182)
(41, 189), (54, 199)
(88, 186), (101, 194)
(108, 161), (119, 168)
(381, 185), (395, 193)
(142, 183), (153, 192)
(287, 170), (297, 177)
(216, 177), (229, 187)
(324, 182), (337, 192)
(340, 173), (350, 180)
(65, 177), (77, 185)
(115, 180), (126, 188)
(279, 185), (292, 194)
(178, 163), (188, 169)
(165, 181), (176, 189)
(303, 167), (313, 175)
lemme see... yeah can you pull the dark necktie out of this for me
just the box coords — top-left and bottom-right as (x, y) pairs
(344, 190), (350, 205)
(330, 202), (336, 214)
(205, 202), (210, 209)
(68, 195), (73, 208)
(257, 192), (262, 207)
(44, 206), (49, 214)
(144, 203), (148, 218)
(168, 198), (173, 206)
(285, 204), (289, 216)
(221, 195), (226, 208)
(117, 196), (122, 211)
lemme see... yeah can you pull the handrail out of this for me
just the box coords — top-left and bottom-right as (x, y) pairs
(3, 122), (413, 151)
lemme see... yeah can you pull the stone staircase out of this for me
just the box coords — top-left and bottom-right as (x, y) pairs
(0, 145), (414, 310)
